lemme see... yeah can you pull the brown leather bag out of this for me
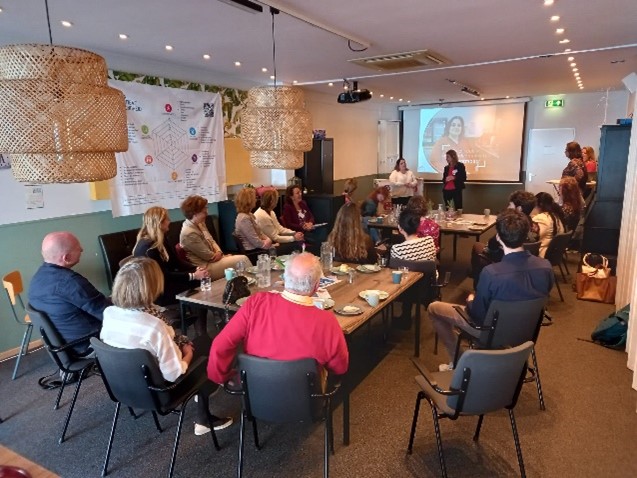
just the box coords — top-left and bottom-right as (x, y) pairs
(575, 272), (616, 303)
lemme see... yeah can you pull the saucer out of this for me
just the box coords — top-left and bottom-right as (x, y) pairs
(358, 290), (389, 301)
(335, 304), (363, 316)
(356, 264), (381, 273)
(313, 298), (335, 310)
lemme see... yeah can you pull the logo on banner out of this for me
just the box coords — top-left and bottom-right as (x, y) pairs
(165, 104), (172, 113)
(141, 125), (149, 134)
(191, 154), (198, 163)
(145, 155), (153, 165)
(189, 127), (196, 136)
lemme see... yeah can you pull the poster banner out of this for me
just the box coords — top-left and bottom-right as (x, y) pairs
(109, 80), (226, 217)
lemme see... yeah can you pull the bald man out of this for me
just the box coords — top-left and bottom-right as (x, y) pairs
(29, 232), (111, 354)
(207, 252), (349, 385)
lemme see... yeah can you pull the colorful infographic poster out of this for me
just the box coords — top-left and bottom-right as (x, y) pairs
(109, 80), (226, 217)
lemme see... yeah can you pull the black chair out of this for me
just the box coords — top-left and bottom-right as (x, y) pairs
(225, 354), (340, 478)
(98, 229), (139, 289)
(451, 297), (548, 410)
(544, 231), (574, 301)
(522, 241), (541, 257)
(232, 232), (265, 265)
(26, 304), (96, 443)
(388, 257), (450, 357)
(408, 342), (534, 478)
(90, 338), (220, 478)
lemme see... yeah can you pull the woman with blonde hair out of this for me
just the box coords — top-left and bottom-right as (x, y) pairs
(327, 202), (376, 264)
(234, 187), (274, 255)
(582, 146), (597, 180)
(134, 206), (208, 306)
(101, 257), (232, 436)
(254, 189), (303, 255)
(180, 195), (249, 277)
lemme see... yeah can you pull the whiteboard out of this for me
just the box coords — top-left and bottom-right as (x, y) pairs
(526, 128), (575, 197)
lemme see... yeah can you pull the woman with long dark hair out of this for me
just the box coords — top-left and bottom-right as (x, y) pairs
(532, 192), (566, 257)
(327, 202), (376, 264)
(559, 177), (585, 232)
(561, 141), (587, 194)
(441, 149), (467, 210)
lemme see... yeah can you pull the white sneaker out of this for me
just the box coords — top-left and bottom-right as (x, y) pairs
(438, 362), (454, 372)
(194, 416), (233, 435)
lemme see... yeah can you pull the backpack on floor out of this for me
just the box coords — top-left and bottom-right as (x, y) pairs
(591, 304), (630, 350)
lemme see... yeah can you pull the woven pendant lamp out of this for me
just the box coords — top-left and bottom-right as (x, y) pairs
(241, 85), (312, 169)
(240, 7), (312, 170)
(0, 43), (128, 183)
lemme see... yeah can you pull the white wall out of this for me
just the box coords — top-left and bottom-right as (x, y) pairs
(304, 91), (391, 180)
(524, 90), (629, 165)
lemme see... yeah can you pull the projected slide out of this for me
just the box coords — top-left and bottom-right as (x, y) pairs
(402, 102), (526, 182)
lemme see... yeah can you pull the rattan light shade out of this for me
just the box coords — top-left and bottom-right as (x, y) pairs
(0, 44), (128, 183)
(241, 86), (312, 169)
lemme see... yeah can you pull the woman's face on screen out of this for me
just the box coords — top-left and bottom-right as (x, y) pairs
(448, 119), (463, 137)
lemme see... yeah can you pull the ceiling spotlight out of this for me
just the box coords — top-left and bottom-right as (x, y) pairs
(379, 94), (384, 98)
(292, 80), (298, 84)
(564, 48), (572, 52)
(118, 33), (128, 40)
(550, 15), (560, 21)
(328, 82), (333, 87)
(203, 54), (211, 60)
(269, 75), (275, 80)
(234, 61), (241, 66)
(559, 39), (570, 44)
(572, 68), (578, 72)
(544, 0), (554, 5)
(556, 28), (565, 34)
(165, 45), (173, 51)
(261, 67), (268, 72)
(389, 96), (394, 100)
(570, 62), (576, 67)
(460, 86), (481, 98)
(61, 20), (73, 28)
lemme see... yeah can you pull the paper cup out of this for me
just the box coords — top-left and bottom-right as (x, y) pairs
(392, 271), (403, 284)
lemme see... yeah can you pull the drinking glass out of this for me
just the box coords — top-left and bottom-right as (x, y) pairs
(268, 247), (277, 261)
(320, 242), (333, 271)
(200, 277), (212, 291)
(236, 260), (246, 277)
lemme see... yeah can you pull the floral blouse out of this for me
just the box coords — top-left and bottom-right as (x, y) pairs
(417, 217), (440, 251)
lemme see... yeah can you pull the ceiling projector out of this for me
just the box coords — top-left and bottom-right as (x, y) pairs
(337, 81), (372, 104)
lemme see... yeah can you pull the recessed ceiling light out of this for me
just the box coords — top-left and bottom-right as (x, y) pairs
(407, 100), (411, 103)
(556, 28), (565, 34)
(506, 96), (510, 99)
(570, 62), (576, 67)
(398, 98), (403, 102)
(165, 45), (173, 51)
(61, 20), (73, 28)
(292, 80), (298, 84)
(261, 67), (268, 72)
(328, 82), (334, 87)
(0, 7), (3, 13)
(567, 56), (574, 61)
(203, 54), (211, 60)
(379, 94), (384, 98)
(572, 68), (578, 72)
(269, 75), (275, 80)
(559, 39), (570, 44)
(481, 98), (485, 101)
(234, 61), (241, 67)
(118, 33), (128, 40)
(544, 0), (554, 5)
(389, 96), (394, 100)
(550, 15), (560, 21)
(579, 86), (584, 89)
(564, 48), (572, 52)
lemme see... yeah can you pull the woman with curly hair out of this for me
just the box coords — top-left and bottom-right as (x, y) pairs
(559, 177), (585, 232)
(532, 192), (566, 257)
(327, 202), (376, 264)
(405, 195), (440, 252)
(361, 185), (390, 244)
(561, 141), (587, 194)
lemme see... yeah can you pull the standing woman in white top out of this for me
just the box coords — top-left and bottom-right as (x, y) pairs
(254, 189), (304, 255)
(389, 158), (418, 205)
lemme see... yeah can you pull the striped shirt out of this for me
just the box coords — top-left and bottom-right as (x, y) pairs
(101, 306), (187, 382)
(390, 236), (437, 262)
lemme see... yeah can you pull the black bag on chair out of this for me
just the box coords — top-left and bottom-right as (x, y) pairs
(223, 276), (251, 322)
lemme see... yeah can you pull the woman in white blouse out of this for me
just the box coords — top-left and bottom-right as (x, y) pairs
(388, 158), (418, 205)
(255, 189), (303, 255)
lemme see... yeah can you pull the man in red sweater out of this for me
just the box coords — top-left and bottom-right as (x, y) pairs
(207, 252), (349, 385)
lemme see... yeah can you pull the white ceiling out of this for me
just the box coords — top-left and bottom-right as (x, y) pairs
(1, 0), (636, 104)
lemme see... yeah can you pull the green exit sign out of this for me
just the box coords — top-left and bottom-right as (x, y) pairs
(545, 99), (564, 108)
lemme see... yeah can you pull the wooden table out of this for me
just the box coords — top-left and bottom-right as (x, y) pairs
(368, 213), (497, 260)
(0, 445), (59, 478)
(177, 266), (422, 446)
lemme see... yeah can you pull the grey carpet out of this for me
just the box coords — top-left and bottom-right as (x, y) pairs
(1, 237), (636, 477)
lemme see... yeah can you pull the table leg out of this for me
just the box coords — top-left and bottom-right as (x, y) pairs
(414, 302), (421, 357)
(179, 300), (188, 334)
(453, 234), (458, 261)
(343, 337), (351, 446)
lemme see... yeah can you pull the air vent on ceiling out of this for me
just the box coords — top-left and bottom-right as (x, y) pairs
(349, 49), (450, 71)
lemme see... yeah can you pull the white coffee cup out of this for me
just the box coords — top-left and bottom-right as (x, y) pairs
(484, 208), (491, 218)
(365, 291), (380, 307)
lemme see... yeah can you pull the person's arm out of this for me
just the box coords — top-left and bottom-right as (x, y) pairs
(389, 170), (400, 185)
(207, 302), (250, 384)
(236, 214), (270, 249)
(466, 268), (492, 325)
(455, 163), (467, 185)
(300, 200), (315, 226)
(323, 320), (350, 376)
(68, 274), (111, 321)
(151, 323), (189, 382)
(181, 230), (215, 262)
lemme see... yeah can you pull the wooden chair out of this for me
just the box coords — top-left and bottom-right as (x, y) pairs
(2, 271), (34, 380)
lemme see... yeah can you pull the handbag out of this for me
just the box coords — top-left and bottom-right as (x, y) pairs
(223, 276), (251, 321)
(581, 253), (610, 279)
(576, 272), (616, 303)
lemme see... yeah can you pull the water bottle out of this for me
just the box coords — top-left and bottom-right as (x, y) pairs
(256, 254), (271, 288)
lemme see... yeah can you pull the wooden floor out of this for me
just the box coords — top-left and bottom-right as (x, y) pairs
(0, 445), (59, 478)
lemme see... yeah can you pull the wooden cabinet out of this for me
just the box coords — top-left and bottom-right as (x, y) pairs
(582, 125), (631, 255)
(295, 139), (334, 194)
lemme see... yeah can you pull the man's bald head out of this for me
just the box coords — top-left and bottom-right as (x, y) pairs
(42, 232), (83, 268)
(284, 252), (322, 296)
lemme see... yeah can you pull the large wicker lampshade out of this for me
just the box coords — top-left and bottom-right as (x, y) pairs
(241, 85), (312, 169)
(0, 44), (128, 183)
